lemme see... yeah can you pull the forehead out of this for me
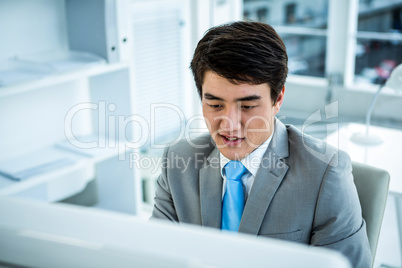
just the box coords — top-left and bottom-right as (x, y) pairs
(202, 71), (271, 100)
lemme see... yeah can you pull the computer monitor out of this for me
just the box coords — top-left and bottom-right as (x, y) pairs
(0, 197), (351, 268)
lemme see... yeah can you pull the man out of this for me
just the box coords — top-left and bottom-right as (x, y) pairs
(151, 21), (371, 267)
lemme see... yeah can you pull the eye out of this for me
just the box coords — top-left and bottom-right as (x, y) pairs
(208, 104), (223, 109)
(241, 105), (255, 110)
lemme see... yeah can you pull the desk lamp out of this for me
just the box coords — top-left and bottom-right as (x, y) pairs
(351, 63), (402, 145)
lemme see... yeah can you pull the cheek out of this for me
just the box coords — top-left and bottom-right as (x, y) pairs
(245, 119), (269, 133)
(243, 111), (271, 129)
(202, 109), (217, 130)
(202, 104), (210, 119)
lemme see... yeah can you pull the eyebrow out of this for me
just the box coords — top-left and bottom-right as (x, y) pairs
(204, 93), (223, 101)
(203, 93), (261, 102)
(236, 95), (261, 102)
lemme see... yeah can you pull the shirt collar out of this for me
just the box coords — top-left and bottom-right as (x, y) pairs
(220, 125), (275, 177)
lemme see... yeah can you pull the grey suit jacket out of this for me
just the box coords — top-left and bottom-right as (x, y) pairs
(152, 119), (372, 268)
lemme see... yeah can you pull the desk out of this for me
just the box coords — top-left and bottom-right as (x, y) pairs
(326, 123), (402, 267)
(326, 123), (402, 194)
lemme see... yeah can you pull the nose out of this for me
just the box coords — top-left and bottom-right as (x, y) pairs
(219, 105), (241, 132)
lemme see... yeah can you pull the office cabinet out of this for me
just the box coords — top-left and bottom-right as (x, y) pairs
(0, 0), (141, 214)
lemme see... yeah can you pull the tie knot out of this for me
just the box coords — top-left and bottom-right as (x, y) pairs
(224, 161), (247, 181)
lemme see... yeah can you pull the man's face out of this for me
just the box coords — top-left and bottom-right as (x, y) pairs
(202, 71), (285, 160)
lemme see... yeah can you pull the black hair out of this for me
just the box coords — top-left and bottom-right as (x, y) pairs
(190, 21), (288, 104)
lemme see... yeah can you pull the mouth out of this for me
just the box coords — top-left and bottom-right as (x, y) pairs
(219, 134), (245, 147)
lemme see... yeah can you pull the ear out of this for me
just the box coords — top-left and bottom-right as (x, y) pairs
(273, 86), (285, 115)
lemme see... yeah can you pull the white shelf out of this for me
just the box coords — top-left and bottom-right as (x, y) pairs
(0, 59), (54, 87)
(0, 61), (130, 98)
(16, 50), (106, 73)
(55, 136), (132, 163)
(0, 146), (95, 202)
(0, 0), (141, 215)
(0, 138), (134, 202)
(0, 50), (106, 88)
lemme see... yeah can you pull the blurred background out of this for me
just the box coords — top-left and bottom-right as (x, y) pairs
(0, 0), (401, 267)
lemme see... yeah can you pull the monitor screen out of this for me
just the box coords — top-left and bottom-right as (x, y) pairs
(0, 197), (351, 268)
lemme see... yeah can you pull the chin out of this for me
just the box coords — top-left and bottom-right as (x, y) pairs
(219, 147), (250, 161)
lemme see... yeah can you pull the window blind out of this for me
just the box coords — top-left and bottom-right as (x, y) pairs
(132, 3), (186, 148)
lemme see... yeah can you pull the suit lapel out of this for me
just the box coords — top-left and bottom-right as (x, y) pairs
(199, 147), (222, 229)
(239, 119), (290, 235)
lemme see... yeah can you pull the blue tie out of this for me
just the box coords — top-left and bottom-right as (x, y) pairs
(222, 160), (248, 231)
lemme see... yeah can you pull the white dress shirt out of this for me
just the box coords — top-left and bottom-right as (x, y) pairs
(220, 127), (275, 201)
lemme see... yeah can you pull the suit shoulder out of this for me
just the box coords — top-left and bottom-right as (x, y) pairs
(285, 124), (349, 166)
